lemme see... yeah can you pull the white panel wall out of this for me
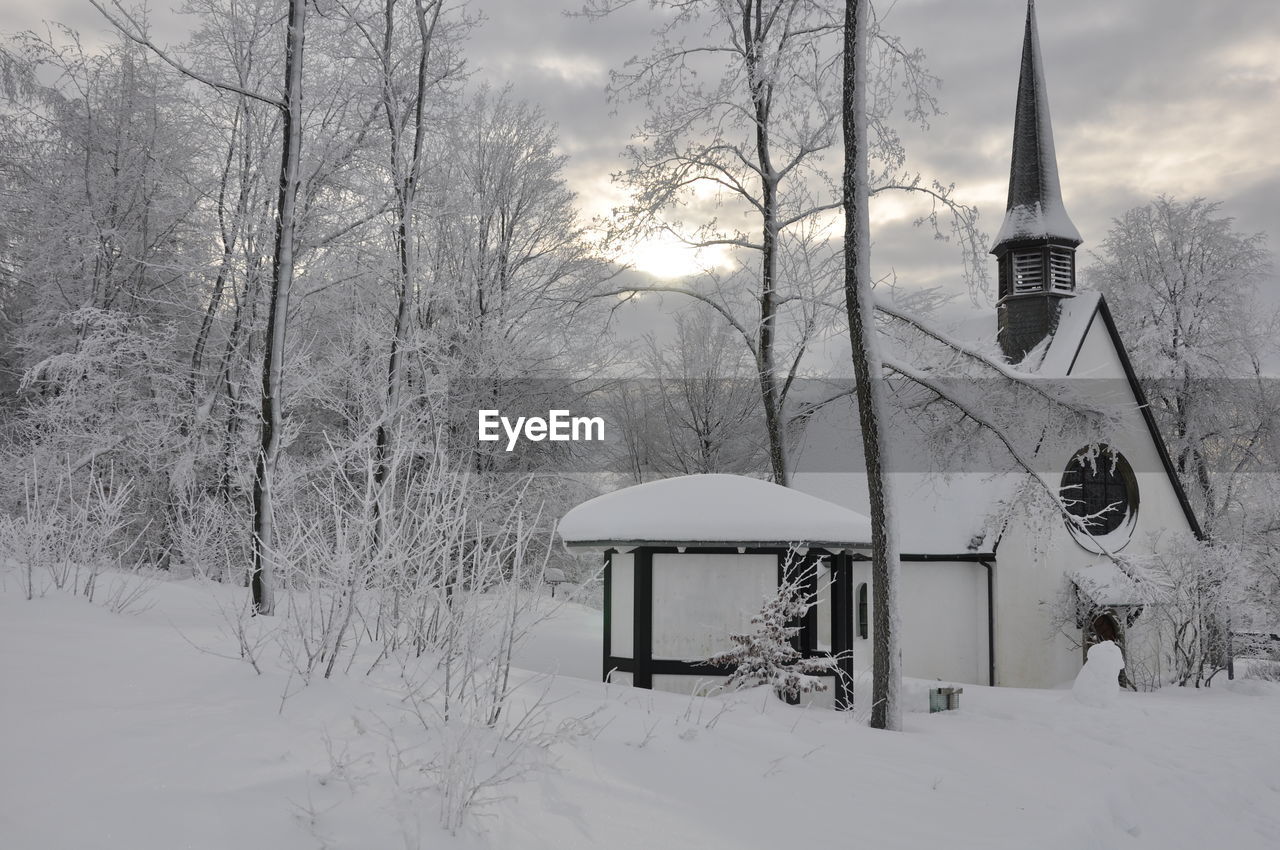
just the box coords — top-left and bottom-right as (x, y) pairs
(651, 553), (778, 660)
(993, 313), (1204, 688)
(797, 685), (836, 710)
(899, 561), (989, 684)
(610, 552), (634, 658)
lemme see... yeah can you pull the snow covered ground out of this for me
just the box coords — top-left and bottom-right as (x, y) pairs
(3, 576), (1279, 850)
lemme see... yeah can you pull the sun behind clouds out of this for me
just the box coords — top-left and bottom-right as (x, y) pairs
(621, 230), (737, 280)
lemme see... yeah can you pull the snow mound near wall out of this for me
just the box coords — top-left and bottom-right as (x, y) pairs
(1071, 640), (1125, 708)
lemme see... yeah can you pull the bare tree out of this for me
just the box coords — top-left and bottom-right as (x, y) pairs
(1092, 196), (1276, 534)
(91, 0), (308, 614)
(582, 0), (984, 484)
(429, 90), (604, 473)
(0, 28), (209, 562)
(330, 0), (456, 547)
(644, 306), (767, 475)
(841, 0), (900, 731)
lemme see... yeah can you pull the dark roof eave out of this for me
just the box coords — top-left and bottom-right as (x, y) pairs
(561, 539), (871, 552)
(1094, 297), (1207, 541)
(990, 233), (1084, 256)
(564, 540), (997, 561)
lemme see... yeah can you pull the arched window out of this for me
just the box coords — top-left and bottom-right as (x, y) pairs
(857, 583), (869, 639)
(1060, 446), (1138, 537)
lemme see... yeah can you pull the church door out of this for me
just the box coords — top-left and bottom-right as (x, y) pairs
(1091, 613), (1119, 644)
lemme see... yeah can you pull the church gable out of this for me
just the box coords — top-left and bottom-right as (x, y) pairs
(768, 0), (1210, 690)
(1024, 293), (1204, 543)
(795, 0), (1202, 563)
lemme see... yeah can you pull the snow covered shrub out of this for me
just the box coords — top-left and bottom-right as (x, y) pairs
(0, 465), (134, 600)
(1241, 653), (1280, 683)
(0, 507), (52, 601)
(222, 433), (578, 832)
(168, 493), (249, 583)
(1126, 533), (1245, 688)
(709, 571), (837, 701)
(93, 566), (162, 615)
(357, 493), (577, 835)
(1050, 533), (1246, 690)
(12, 308), (185, 564)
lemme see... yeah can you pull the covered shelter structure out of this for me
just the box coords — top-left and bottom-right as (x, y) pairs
(559, 474), (872, 708)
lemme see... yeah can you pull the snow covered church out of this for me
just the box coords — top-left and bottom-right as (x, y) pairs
(560, 2), (1204, 699)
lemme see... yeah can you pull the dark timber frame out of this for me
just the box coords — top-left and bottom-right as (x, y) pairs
(603, 545), (857, 710)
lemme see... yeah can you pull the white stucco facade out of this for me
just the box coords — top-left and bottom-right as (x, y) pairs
(793, 296), (1203, 690)
(984, 301), (1198, 687)
(572, 297), (1201, 699)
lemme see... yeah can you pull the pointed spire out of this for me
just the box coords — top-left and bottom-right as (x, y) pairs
(994, 0), (1081, 248)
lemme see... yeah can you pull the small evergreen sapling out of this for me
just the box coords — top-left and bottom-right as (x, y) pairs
(709, 575), (837, 700)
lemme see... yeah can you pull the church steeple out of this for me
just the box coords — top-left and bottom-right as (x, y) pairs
(994, 0), (1083, 363)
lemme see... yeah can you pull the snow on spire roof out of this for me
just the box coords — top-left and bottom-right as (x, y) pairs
(994, 0), (1082, 248)
(558, 474), (873, 550)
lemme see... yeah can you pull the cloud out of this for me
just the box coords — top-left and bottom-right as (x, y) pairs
(6, 0), (1277, 334)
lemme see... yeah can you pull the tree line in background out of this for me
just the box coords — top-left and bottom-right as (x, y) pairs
(0, 1), (613, 614)
(0, 0), (1277, 739)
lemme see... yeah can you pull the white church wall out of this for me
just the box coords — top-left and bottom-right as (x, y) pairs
(651, 553), (777, 661)
(842, 557), (988, 685)
(988, 527), (1084, 688)
(1067, 312), (1193, 554)
(993, 312), (1203, 687)
(900, 561), (990, 685)
(610, 552), (634, 658)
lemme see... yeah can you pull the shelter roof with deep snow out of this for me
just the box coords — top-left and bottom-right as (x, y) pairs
(558, 474), (873, 550)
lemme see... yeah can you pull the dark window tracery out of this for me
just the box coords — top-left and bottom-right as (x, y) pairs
(1060, 446), (1137, 536)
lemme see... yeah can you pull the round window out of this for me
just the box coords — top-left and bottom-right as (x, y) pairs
(1060, 446), (1138, 547)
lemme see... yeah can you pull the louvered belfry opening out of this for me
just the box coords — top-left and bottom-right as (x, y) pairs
(992, 1), (1083, 363)
(1012, 250), (1044, 293)
(997, 242), (1077, 300)
(1048, 246), (1074, 291)
(996, 238), (1079, 361)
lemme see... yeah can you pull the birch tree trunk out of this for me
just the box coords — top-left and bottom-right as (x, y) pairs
(843, 0), (901, 731)
(189, 103), (247, 395)
(746, 1), (786, 485)
(371, 0), (442, 548)
(250, 0), (307, 615)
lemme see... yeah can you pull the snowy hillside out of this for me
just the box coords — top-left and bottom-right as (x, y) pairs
(3, 577), (1279, 850)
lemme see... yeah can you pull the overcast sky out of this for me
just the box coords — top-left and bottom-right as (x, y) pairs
(468, 0), (1280, 313)
(4, 0), (1278, 332)
(480, 0), (1280, 331)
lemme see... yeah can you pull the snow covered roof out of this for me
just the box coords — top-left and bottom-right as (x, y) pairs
(787, 376), (1013, 556)
(558, 474), (873, 550)
(1070, 563), (1146, 607)
(993, 0), (1082, 248)
(793, 472), (1011, 556)
(1021, 291), (1101, 375)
